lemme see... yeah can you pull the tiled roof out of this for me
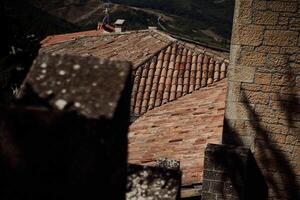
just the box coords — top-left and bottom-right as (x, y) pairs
(131, 42), (228, 117)
(41, 25), (115, 47)
(41, 30), (174, 68)
(40, 29), (229, 118)
(38, 29), (229, 186)
(128, 79), (227, 185)
(41, 30), (104, 47)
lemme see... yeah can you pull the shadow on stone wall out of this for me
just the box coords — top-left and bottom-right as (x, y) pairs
(223, 87), (300, 199)
(202, 143), (268, 200)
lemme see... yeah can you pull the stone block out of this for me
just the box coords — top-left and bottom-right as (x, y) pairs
(253, 1), (267, 11)
(202, 192), (217, 200)
(241, 90), (270, 105)
(256, 46), (280, 54)
(203, 170), (226, 181)
(127, 164), (181, 200)
(225, 101), (254, 121)
(226, 81), (242, 102)
(278, 17), (289, 25)
(210, 181), (224, 194)
(0, 53), (132, 200)
(228, 65), (255, 83)
(267, 54), (289, 67)
(155, 158), (180, 170)
(239, 51), (266, 66)
(264, 30), (298, 47)
(202, 144), (268, 200)
(290, 18), (300, 31)
(19, 53), (132, 119)
(254, 11), (278, 25)
(241, 83), (261, 92)
(237, 0), (253, 24)
(232, 25), (264, 46)
(268, 1), (298, 12)
(255, 72), (272, 85)
(272, 73), (296, 86)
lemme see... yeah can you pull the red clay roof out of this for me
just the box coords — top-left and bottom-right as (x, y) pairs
(128, 79), (227, 185)
(41, 30), (103, 47)
(40, 30), (229, 185)
(41, 30), (174, 67)
(131, 43), (228, 117)
(40, 29), (229, 117)
(41, 25), (115, 47)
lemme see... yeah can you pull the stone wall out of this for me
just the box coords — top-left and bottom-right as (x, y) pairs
(202, 144), (267, 200)
(224, 0), (300, 199)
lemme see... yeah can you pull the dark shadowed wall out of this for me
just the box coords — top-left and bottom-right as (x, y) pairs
(224, 0), (300, 199)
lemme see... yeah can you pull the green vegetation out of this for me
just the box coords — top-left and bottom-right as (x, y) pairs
(29, 0), (234, 49)
(110, 0), (234, 47)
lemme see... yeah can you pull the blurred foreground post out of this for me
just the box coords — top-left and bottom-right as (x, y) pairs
(0, 53), (132, 200)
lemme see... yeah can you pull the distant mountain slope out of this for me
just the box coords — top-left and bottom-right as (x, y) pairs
(29, 0), (234, 49)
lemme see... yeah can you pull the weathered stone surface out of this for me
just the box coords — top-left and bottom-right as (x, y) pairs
(254, 11), (278, 25)
(256, 46), (280, 54)
(267, 54), (288, 67)
(20, 53), (132, 119)
(272, 73), (295, 86)
(241, 90), (270, 105)
(264, 30), (298, 47)
(236, 0), (253, 24)
(226, 81), (242, 102)
(0, 54), (132, 200)
(155, 158), (180, 171)
(202, 144), (268, 200)
(253, 1), (267, 11)
(239, 51), (266, 66)
(228, 65), (255, 83)
(225, 101), (254, 121)
(232, 25), (264, 46)
(290, 18), (300, 31)
(278, 17), (289, 26)
(126, 164), (181, 200)
(268, 1), (298, 12)
(254, 73), (271, 85)
(226, 0), (300, 198)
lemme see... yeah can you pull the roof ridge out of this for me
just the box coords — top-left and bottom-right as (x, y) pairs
(150, 29), (177, 43)
(175, 41), (229, 63)
(133, 41), (173, 70)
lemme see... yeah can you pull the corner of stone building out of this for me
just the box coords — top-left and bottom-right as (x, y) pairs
(221, 0), (300, 199)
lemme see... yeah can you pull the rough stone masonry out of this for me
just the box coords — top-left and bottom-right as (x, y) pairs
(224, 0), (300, 199)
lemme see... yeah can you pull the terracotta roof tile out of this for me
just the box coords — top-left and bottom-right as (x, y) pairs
(38, 29), (229, 186)
(40, 29), (229, 112)
(41, 30), (104, 47)
(128, 79), (228, 185)
(127, 38), (228, 117)
(41, 30), (173, 69)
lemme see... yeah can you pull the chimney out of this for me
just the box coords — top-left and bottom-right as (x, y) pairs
(148, 26), (158, 30)
(114, 19), (126, 33)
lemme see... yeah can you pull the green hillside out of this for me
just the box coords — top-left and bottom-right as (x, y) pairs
(0, 0), (234, 104)
(29, 0), (234, 49)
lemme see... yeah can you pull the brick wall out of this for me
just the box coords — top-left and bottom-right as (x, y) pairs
(224, 0), (300, 199)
